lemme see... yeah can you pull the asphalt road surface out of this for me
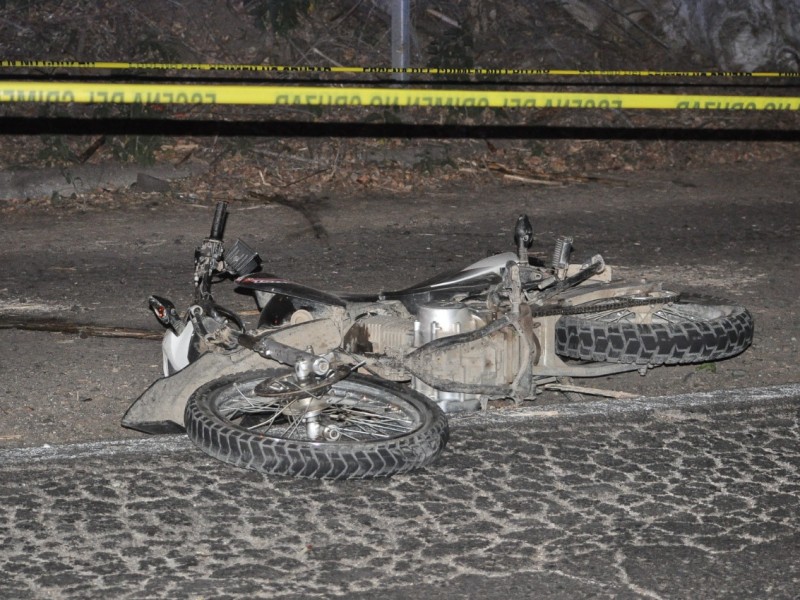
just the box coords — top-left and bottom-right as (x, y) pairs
(1, 387), (799, 599)
(1, 161), (799, 598)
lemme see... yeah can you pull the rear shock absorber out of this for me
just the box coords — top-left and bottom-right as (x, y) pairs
(552, 236), (573, 280)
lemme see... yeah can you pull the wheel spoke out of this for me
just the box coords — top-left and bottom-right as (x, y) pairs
(654, 306), (698, 323)
(584, 309), (634, 323)
(337, 411), (413, 430)
(333, 427), (391, 439)
(210, 373), (425, 442)
(281, 410), (309, 438)
(330, 413), (412, 433)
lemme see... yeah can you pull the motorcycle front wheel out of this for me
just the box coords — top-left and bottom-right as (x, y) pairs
(554, 295), (754, 366)
(184, 369), (449, 479)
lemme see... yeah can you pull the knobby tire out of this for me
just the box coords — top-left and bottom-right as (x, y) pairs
(185, 369), (449, 479)
(554, 296), (754, 365)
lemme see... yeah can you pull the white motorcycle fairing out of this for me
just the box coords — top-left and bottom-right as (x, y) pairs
(162, 321), (195, 376)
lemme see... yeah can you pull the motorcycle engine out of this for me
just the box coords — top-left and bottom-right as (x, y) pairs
(346, 300), (522, 413)
(411, 301), (485, 412)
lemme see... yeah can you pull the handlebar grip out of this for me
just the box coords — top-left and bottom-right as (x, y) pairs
(209, 201), (228, 240)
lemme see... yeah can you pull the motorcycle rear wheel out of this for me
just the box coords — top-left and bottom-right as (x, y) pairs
(184, 369), (448, 479)
(554, 295), (753, 366)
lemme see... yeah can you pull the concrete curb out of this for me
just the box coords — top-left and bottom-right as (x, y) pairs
(0, 434), (192, 465)
(2, 383), (798, 464)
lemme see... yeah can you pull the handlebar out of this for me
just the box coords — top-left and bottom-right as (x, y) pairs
(209, 201), (228, 240)
(194, 202), (228, 303)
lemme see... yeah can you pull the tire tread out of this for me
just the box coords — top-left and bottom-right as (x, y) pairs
(185, 371), (448, 480)
(555, 297), (754, 365)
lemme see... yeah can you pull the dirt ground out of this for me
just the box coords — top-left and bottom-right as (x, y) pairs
(1, 159), (798, 448)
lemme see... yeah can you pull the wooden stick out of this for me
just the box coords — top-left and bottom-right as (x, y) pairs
(0, 317), (163, 340)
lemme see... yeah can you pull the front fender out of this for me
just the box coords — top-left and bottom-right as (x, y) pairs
(121, 349), (274, 434)
(122, 316), (345, 434)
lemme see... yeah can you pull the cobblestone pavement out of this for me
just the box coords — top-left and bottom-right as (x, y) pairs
(1, 386), (799, 599)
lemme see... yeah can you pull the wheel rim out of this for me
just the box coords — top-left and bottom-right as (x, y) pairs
(211, 374), (424, 443)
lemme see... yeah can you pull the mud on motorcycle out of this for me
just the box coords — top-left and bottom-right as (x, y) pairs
(123, 202), (754, 479)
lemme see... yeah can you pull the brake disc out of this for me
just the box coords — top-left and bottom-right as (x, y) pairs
(253, 366), (352, 404)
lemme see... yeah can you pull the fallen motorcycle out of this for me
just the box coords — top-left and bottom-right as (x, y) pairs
(123, 202), (754, 479)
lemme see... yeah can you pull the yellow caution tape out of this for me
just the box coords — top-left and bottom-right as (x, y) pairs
(1, 81), (799, 110)
(2, 59), (800, 79)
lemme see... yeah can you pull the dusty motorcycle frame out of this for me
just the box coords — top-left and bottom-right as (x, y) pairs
(123, 202), (754, 479)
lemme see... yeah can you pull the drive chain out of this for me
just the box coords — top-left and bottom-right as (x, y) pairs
(529, 292), (681, 319)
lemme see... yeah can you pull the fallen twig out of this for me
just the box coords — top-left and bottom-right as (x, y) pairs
(78, 136), (106, 164)
(503, 174), (563, 186)
(311, 47), (345, 67)
(486, 162), (622, 185)
(248, 191), (329, 241)
(426, 8), (460, 28)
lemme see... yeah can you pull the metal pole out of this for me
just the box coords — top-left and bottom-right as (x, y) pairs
(391, 0), (410, 82)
